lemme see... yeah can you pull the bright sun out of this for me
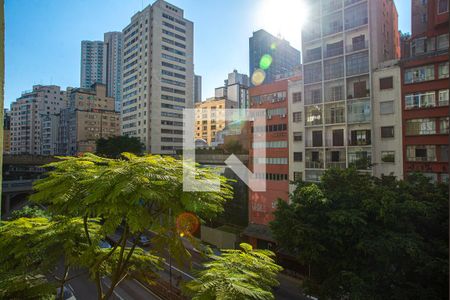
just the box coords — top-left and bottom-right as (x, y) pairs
(255, 0), (309, 48)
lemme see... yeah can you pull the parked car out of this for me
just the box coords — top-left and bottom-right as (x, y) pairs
(56, 285), (76, 300)
(99, 239), (112, 249)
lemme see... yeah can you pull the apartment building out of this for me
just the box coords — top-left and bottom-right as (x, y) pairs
(80, 40), (104, 88)
(400, 0), (449, 183)
(249, 29), (301, 87)
(59, 83), (120, 155)
(121, 0), (194, 154)
(215, 70), (250, 109)
(297, 0), (401, 182)
(3, 109), (11, 154)
(10, 85), (67, 155)
(245, 78), (292, 249)
(195, 97), (236, 145)
(103, 32), (124, 112)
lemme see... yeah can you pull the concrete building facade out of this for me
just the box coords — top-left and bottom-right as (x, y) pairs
(80, 41), (104, 88)
(195, 97), (237, 145)
(103, 32), (124, 112)
(298, 0), (401, 182)
(194, 74), (202, 103)
(215, 70), (250, 109)
(10, 85), (67, 155)
(59, 83), (120, 155)
(121, 0), (194, 154)
(249, 29), (301, 87)
(400, 0), (449, 183)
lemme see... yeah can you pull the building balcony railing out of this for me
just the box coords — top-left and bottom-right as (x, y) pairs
(305, 140), (323, 148)
(325, 116), (345, 124)
(325, 140), (345, 147)
(326, 162), (346, 169)
(346, 41), (369, 53)
(324, 48), (344, 59)
(348, 140), (371, 146)
(306, 161), (324, 169)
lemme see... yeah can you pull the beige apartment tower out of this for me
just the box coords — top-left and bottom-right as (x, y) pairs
(121, 0), (194, 154)
(59, 83), (120, 155)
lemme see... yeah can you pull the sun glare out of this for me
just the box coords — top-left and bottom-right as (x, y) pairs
(255, 0), (309, 48)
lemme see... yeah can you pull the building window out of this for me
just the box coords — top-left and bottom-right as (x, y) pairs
(381, 151), (395, 163)
(380, 101), (394, 115)
(439, 90), (449, 106)
(441, 145), (449, 162)
(438, 0), (449, 14)
(437, 34), (449, 50)
(293, 172), (303, 181)
(293, 132), (303, 142)
(438, 62), (449, 79)
(346, 52), (369, 76)
(293, 112), (302, 123)
(406, 145), (436, 162)
(292, 92), (302, 103)
(406, 118), (436, 135)
(305, 106), (323, 126)
(294, 152), (303, 162)
(379, 77), (393, 90)
(440, 117), (449, 134)
(405, 92), (436, 109)
(404, 65), (435, 83)
(350, 130), (371, 145)
(381, 126), (394, 138)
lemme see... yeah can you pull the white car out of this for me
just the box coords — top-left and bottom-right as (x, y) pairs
(55, 285), (76, 300)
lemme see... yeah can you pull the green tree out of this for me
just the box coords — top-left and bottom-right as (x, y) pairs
(271, 168), (449, 299)
(96, 136), (144, 158)
(9, 205), (49, 220)
(0, 153), (233, 300)
(185, 243), (282, 300)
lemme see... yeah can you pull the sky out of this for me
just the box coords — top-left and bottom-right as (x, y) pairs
(5, 0), (411, 108)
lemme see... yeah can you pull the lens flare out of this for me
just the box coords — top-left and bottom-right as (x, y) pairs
(251, 69), (266, 86)
(270, 42), (277, 50)
(259, 54), (273, 70)
(176, 212), (200, 237)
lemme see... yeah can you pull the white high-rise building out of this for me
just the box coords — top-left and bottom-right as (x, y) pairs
(80, 40), (104, 88)
(121, 0), (194, 154)
(10, 85), (68, 155)
(103, 32), (124, 112)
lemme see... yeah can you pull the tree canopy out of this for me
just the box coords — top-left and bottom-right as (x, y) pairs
(96, 135), (144, 158)
(185, 243), (282, 300)
(0, 153), (233, 299)
(270, 168), (449, 299)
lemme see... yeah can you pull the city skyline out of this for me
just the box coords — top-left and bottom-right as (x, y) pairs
(5, 0), (411, 107)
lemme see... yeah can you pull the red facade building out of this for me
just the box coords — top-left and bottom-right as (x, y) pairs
(244, 78), (290, 249)
(401, 0), (449, 182)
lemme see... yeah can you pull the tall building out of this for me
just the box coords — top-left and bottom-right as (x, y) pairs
(3, 109), (11, 154)
(296, 0), (401, 183)
(121, 0), (194, 154)
(400, 0), (449, 183)
(10, 85), (68, 155)
(215, 70), (250, 108)
(80, 40), (104, 88)
(59, 83), (120, 155)
(244, 78), (292, 248)
(194, 97), (236, 145)
(103, 32), (124, 112)
(249, 29), (301, 87)
(194, 74), (202, 103)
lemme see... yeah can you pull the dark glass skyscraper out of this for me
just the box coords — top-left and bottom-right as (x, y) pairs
(249, 29), (301, 86)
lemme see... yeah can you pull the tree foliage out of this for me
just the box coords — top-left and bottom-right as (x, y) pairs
(271, 168), (449, 299)
(185, 243), (282, 300)
(96, 136), (144, 158)
(9, 205), (49, 220)
(0, 153), (233, 299)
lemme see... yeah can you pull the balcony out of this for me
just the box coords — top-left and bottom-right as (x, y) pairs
(346, 41), (369, 53)
(324, 47), (344, 59)
(326, 161), (346, 169)
(305, 139), (323, 148)
(306, 161), (324, 169)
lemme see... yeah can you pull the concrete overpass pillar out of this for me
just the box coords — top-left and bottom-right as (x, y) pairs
(2, 194), (11, 216)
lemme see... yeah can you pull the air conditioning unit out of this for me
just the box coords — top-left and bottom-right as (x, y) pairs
(267, 115), (272, 119)
(281, 114), (286, 118)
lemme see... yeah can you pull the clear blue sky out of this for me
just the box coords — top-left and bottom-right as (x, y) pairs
(5, 0), (411, 107)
